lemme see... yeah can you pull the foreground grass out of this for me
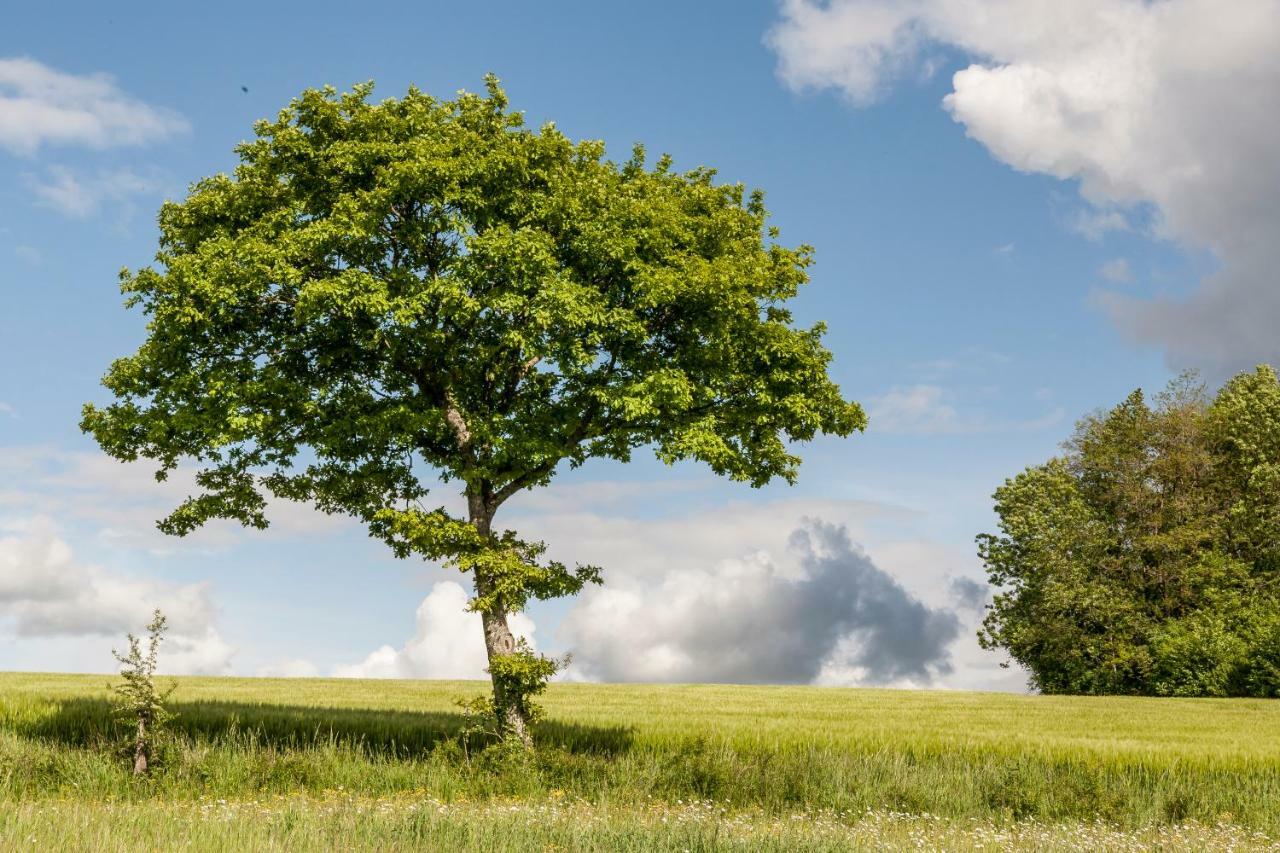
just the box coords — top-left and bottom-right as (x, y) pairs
(1, 673), (1277, 848)
(3, 796), (1278, 852)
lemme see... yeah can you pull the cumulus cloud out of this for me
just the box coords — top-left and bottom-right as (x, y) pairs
(333, 581), (536, 679)
(768, 0), (1280, 374)
(0, 57), (187, 154)
(560, 519), (961, 686)
(311, 491), (1021, 691)
(768, 0), (933, 104)
(949, 576), (990, 612)
(26, 166), (165, 218)
(0, 517), (234, 674)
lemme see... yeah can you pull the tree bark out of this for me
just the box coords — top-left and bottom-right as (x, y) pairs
(469, 495), (532, 746)
(133, 717), (148, 775)
(481, 605), (530, 745)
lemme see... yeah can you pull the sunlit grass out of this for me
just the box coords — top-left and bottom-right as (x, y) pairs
(1, 672), (1276, 848)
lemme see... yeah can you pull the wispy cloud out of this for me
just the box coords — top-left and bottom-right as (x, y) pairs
(869, 385), (962, 435)
(0, 445), (353, 554)
(867, 384), (1064, 436)
(1070, 207), (1131, 242)
(26, 166), (165, 219)
(0, 57), (187, 154)
(908, 348), (1011, 382)
(1099, 257), (1133, 284)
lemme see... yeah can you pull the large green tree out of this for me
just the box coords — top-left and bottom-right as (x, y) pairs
(82, 78), (864, 741)
(978, 367), (1280, 696)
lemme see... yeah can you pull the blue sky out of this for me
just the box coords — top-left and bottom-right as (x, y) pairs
(1, 1), (1270, 688)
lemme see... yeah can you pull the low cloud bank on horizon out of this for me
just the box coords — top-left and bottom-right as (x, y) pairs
(312, 517), (988, 690)
(0, 447), (997, 689)
(0, 511), (988, 689)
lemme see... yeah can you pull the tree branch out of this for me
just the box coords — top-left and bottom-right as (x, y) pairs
(444, 390), (473, 459)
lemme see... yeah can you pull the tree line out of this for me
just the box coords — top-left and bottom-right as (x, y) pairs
(979, 367), (1280, 697)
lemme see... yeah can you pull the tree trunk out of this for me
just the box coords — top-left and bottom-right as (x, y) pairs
(469, 497), (532, 746)
(133, 717), (148, 775)
(480, 607), (530, 745)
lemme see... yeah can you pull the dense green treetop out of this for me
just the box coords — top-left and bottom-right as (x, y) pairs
(81, 78), (863, 732)
(83, 77), (862, 551)
(978, 366), (1280, 697)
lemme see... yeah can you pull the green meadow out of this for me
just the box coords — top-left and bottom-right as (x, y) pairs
(1, 672), (1277, 850)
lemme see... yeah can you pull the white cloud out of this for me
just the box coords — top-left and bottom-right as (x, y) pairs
(12, 246), (40, 265)
(0, 402), (14, 418)
(1099, 257), (1133, 284)
(768, 0), (1280, 375)
(0, 57), (187, 154)
(0, 516), (234, 674)
(164, 629), (237, 676)
(333, 581), (536, 679)
(26, 166), (165, 218)
(767, 0), (932, 104)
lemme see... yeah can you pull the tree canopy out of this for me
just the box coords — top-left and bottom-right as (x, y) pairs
(82, 77), (865, 738)
(978, 366), (1280, 697)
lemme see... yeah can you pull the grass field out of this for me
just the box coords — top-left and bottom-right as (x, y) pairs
(1, 673), (1277, 850)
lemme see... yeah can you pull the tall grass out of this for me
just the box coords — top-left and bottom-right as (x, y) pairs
(3, 797), (1276, 852)
(0, 672), (1276, 845)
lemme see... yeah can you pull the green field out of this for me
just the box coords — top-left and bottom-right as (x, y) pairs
(1, 673), (1277, 850)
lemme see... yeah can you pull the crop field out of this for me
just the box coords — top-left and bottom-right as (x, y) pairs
(1, 673), (1277, 850)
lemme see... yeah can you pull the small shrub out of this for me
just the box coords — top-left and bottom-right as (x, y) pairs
(110, 609), (176, 775)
